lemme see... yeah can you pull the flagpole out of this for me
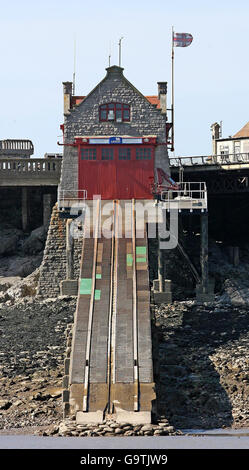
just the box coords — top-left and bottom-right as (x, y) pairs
(171, 26), (174, 152)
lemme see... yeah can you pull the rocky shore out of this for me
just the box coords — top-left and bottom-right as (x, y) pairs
(0, 237), (249, 436)
(0, 289), (249, 436)
(154, 300), (249, 430)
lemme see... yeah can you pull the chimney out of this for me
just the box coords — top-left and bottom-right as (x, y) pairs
(63, 81), (73, 114)
(105, 65), (124, 78)
(210, 122), (220, 155)
(157, 82), (167, 114)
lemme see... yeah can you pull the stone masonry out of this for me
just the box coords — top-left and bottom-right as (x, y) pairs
(37, 204), (82, 297)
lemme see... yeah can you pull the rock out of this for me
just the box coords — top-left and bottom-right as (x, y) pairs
(140, 424), (153, 432)
(59, 422), (69, 434)
(103, 426), (113, 432)
(0, 400), (12, 410)
(114, 428), (124, 435)
(0, 229), (22, 255)
(0, 277), (22, 293)
(6, 255), (42, 278)
(13, 400), (22, 407)
(0, 268), (40, 304)
(165, 426), (175, 433)
(22, 226), (46, 255)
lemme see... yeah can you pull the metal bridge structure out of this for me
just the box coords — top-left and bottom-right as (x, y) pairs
(0, 152), (249, 194)
(170, 154), (249, 195)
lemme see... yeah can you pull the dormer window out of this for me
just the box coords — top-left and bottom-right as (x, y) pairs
(99, 103), (130, 122)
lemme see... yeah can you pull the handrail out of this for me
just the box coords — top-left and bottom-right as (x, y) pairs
(57, 188), (87, 210)
(161, 181), (207, 211)
(170, 153), (249, 167)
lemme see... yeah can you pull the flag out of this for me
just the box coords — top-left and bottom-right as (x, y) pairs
(173, 33), (193, 47)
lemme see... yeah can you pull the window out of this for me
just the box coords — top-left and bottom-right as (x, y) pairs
(81, 148), (96, 160)
(99, 103), (130, 122)
(101, 148), (114, 160)
(118, 148), (131, 160)
(136, 148), (151, 160)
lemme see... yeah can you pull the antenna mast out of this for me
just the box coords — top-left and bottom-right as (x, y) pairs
(72, 38), (76, 95)
(118, 37), (124, 67)
(109, 41), (111, 67)
(171, 26), (175, 152)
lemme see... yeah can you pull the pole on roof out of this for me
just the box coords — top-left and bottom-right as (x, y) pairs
(109, 40), (111, 67)
(118, 37), (124, 67)
(171, 26), (175, 152)
(72, 38), (76, 96)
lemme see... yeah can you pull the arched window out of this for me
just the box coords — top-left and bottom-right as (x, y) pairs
(99, 103), (130, 122)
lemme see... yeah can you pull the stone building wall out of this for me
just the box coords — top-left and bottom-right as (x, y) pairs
(60, 66), (169, 192)
(37, 204), (82, 297)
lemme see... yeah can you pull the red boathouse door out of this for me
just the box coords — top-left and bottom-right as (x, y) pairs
(78, 143), (154, 200)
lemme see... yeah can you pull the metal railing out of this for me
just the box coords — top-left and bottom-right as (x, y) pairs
(170, 153), (249, 167)
(58, 188), (88, 211)
(161, 181), (207, 211)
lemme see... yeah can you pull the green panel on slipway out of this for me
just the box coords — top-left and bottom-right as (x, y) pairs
(136, 246), (147, 263)
(136, 246), (146, 255)
(80, 279), (101, 300)
(94, 289), (101, 300)
(126, 254), (133, 266)
(80, 278), (92, 295)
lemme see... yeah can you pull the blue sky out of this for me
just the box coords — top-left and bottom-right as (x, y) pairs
(0, 0), (248, 157)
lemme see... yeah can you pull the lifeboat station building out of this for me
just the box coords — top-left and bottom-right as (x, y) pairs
(59, 65), (170, 204)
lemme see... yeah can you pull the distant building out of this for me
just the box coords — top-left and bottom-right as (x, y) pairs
(44, 153), (62, 159)
(211, 122), (249, 162)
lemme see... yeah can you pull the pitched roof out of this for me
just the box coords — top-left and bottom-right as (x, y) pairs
(145, 96), (161, 109)
(71, 96), (85, 107)
(233, 121), (249, 138)
(71, 95), (161, 109)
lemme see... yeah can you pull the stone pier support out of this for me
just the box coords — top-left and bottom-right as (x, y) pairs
(228, 246), (240, 266)
(201, 213), (209, 294)
(196, 213), (214, 302)
(66, 219), (74, 280)
(158, 240), (164, 293)
(22, 187), (29, 232)
(60, 219), (78, 296)
(152, 209), (172, 304)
